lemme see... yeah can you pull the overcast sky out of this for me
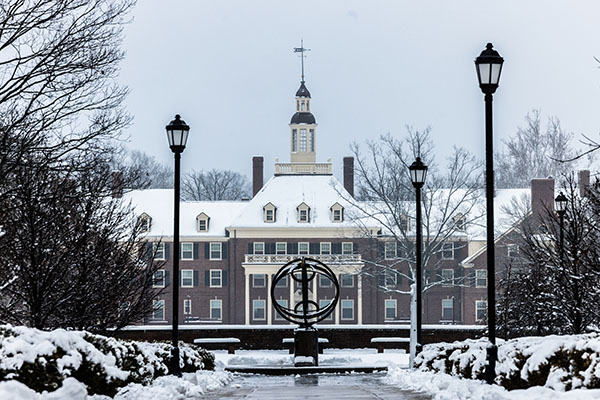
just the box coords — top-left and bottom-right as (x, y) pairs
(119, 0), (600, 180)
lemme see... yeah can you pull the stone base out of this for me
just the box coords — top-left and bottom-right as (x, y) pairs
(294, 327), (318, 366)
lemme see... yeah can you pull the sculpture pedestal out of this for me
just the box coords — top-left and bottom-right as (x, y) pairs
(294, 327), (318, 366)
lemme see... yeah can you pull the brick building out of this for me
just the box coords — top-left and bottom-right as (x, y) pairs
(126, 75), (581, 328)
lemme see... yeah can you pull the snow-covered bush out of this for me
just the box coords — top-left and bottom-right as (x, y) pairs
(415, 333), (600, 391)
(0, 325), (214, 396)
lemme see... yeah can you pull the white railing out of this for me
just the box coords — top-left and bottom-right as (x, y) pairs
(244, 254), (362, 264)
(275, 162), (332, 175)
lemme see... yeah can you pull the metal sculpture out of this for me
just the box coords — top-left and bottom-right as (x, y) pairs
(271, 257), (339, 327)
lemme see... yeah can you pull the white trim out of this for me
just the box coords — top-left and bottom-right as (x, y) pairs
(183, 298), (192, 315)
(181, 242), (194, 260)
(153, 269), (166, 288)
(210, 299), (222, 320)
(341, 299), (354, 320)
(253, 299), (266, 320)
(210, 242), (222, 260)
(475, 269), (487, 288)
(209, 269), (222, 288)
(475, 300), (487, 322)
(384, 298), (397, 320)
(181, 269), (194, 288)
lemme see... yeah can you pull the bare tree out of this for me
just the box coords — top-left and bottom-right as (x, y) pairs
(495, 110), (575, 188)
(346, 128), (483, 298)
(0, 0), (134, 193)
(182, 169), (251, 201)
(110, 148), (173, 190)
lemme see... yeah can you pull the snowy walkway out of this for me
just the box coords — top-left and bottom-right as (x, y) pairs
(207, 349), (430, 399)
(203, 372), (431, 399)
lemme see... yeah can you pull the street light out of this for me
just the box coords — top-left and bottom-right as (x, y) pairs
(475, 42), (504, 384)
(555, 192), (568, 268)
(166, 114), (190, 376)
(409, 156), (428, 357)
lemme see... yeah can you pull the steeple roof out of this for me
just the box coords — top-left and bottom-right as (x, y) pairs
(295, 81), (311, 98)
(290, 112), (316, 124)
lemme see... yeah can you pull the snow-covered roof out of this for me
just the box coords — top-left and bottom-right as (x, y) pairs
(123, 189), (247, 238)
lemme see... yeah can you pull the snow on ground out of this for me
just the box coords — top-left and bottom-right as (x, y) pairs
(385, 367), (600, 400)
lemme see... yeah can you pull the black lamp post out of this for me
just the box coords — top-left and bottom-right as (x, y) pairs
(166, 114), (190, 376)
(475, 42), (504, 384)
(555, 192), (568, 268)
(409, 156), (428, 355)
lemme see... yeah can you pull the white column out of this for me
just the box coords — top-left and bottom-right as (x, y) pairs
(245, 272), (250, 325)
(335, 273), (340, 325)
(289, 275), (294, 325)
(312, 275), (318, 305)
(267, 273), (272, 325)
(357, 274), (363, 325)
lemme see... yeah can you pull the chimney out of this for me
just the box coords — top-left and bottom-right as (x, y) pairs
(531, 178), (554, 221)
(578, 170), (590, 197)
(252, 156), (264, 197)
(343, 157), (354, 197)
(111, 170), (123, 198)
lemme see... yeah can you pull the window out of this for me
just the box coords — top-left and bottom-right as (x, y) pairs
(476, 300), (487, 321)
(275, 299), (287, 320)
(298, 242), (309, 255)
(275, 275), (288, 288)
(263, 203), (276, 223)
(320, 274), (333, 288)
(210, 242), (222, 260)
(385, 269), (398, 286)
(330, 203), (344, 222)
(340, 274), (354, 287)
(292, 129), (297, 152)
(154, 243), (165, 260)
(475, 270), (487, 288)
(442, 242), (454, 259)
(210, 299), (222, 320)
(320, 242), (331, 255)
(276, 242), (287, 255)
(253, 299), (266, 320)
(183, 299), (192, 315)
(210, 269), (222, 288)
(181, 243), (193, 260)
(442, 269), (455, 286)
(342, 242), (353, 255)
(309, 129), (315, 152)
(254, 242), (265, 255)
(385, 299), (397, 320)
(319, 299), (333, 320)
(196, 213), (209, 232)
(400, 216), (411, 232)
(442, 299), (454, 320)
(453, 213), (466, 231)
(301, 100), (305, 111)
(253, 274), (266, 288)
(297, 203), (310, 223)
(299, 129), (307, 152)
(341, 299), (354, 320)
(507, 244), (519, 258)
(385, 242), (397, 259)
(138, 213), (151, 233)
(181, 270), (193, 287)
(299, 209), (308, 222)
(152, 300), (164, 320)
(153, 270), (166, 288)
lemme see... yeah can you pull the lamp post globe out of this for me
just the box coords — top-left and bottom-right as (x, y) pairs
(475, 43), (504, 94)
(475, 42), (503, 384)
(166, 114), (190, 376)
(409, 156), (427, 363)
(166, 114), (190, 153)
(555, 192), (568, 216)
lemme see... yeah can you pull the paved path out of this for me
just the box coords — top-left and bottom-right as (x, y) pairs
(205, 372), (431, 399)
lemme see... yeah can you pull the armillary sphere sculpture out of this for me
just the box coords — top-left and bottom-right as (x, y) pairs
(271, 257), (339, 328)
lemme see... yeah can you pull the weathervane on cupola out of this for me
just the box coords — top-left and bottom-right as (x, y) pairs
(294, 39), (311, 83)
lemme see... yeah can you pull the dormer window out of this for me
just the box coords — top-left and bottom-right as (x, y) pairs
(400, 215), (411, 232)
(263, 203), (276, 223)
(196, 212), (210, 232)
(297, 202), (310, 223)
(330, 202), (344, 223)
(453, 213), (466, 231)
(137, 213), (151, 233)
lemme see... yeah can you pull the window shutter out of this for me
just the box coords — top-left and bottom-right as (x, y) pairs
(165, 243), (170, 260)
(332, 243), (342, 254)
(289, 242), (298, 254)
(193, 243), (198, 259)
(469, 271), (475, 287)
(378, 242), (384, 258)
(205, 243), (210, 259)
(248, 242), (253, 254)
(145, 242), (152, 260)
(178, 271), (181, 287)
(309, 243), (319, 254)
(378, 273), (385, 286)
(354, 243), (358, 253)
(205, 271), (210, 286)
(223, 271), (228, 286)
(193, 270), (199, 287)
(266, 243), (275, 255)
(222, 243), (228, 259)
(165, 271), (170, 287)
(178, 244), (182, 259)
(398, 273), (402, 285)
